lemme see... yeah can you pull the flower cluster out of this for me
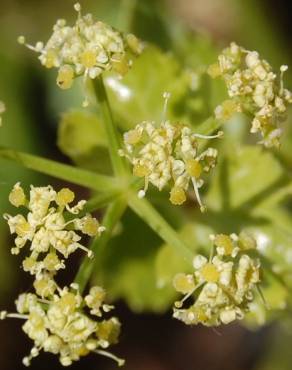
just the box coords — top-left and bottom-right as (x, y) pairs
(208, 42), (292, 147)
(120, 115), (222, 211)
(1, 183), (124, 366)
(1, 284), (123, 367)
(0, 100), (5, 125)
(4, 183), (104, 277)
(18, 3), (143, 106)
(173, 232), (261, 326)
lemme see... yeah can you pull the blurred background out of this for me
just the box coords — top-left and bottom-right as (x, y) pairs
(1, 0), (292, 369)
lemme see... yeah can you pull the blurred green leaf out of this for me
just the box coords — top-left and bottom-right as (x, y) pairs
(95, 209), (177, 313)
(57, 110), (111, 173)
(106, 46), (213, 130)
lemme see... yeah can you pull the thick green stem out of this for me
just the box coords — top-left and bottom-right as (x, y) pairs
(128, 194), (194, 264)
(93, 77), (127, 177)
(0, 147), (117, 192)
(0, 147), (119, 192)
(75, 198), (127, 292)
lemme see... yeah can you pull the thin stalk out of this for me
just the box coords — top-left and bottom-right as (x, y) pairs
(93, 77), (127, 177)
(75, 198), (127, 293)
(128, 194), (194, 264)
(0, 147), (117, 192)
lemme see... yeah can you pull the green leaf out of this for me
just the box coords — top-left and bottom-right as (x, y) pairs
(57, 110), (112, 173)
(155, 222), (213, 289)
(105, 45), (213, 130)
(206, 146), (286, 211)
(96, 209), (176, 313)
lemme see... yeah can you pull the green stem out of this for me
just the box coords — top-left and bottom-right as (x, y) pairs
(93, 77), (127, 177)
(81, 191), (121, 214)
(118, 0), (136, 32)
(128, 194), (194, 264)
(75, 198), (127, 292)
(0, 147), (117, 192)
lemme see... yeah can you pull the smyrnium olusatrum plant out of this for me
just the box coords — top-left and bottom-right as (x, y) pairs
(1, 1), (292, 368)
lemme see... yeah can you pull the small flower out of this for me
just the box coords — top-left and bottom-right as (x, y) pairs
(208, 42), (292, 147)
(173, 232), (261, 327)
(4, 184), (104, 277)
(18, 3), (143, 106)
(1, 283), (123, 367)
(0, 100), (5, 126)
(120, 94), (222, 211)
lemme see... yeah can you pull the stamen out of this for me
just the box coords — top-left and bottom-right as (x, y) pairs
(0, 311), (29, 320)
(174, 283), (203, 308)
(193, 131), (223, 140)
(74, 3), (82, 17)
(95, 349), (125, 367)
(162, 92), (171, 122)
(191, 177), (206, 212)
(280, 65), (288, 95)
(77, 244), (94, 258)
(137, 176), (149, 198)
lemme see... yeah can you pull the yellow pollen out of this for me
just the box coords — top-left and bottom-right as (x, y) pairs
(186, 159), (202, 179)
(220, 99), (240, 121)
(9, 187), (26, 207)
(200, 263), (219, 283)
(195, 307), (208, 322)
(173, 273), (195, 294)
(57, 65), (74, 90)
(126, 34), (142, 55)
(22, 256), (37, 272)
(44, 49), (58, 69)
(111, 54), (129, 76)
(125, 129), (141, 145)
(15, 220), (31, 237)
(214, 234), (233, 255)
(43, 253), (60, 271)
(169, 187), (186, 205)
(82, 216), (100, 237)
(56, 188), (75, 207)
(81, 50), (97, 68)
(133, 164), (150, 177)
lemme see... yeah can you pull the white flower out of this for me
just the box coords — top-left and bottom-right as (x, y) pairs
(208, 42), (292, 147)
(18, 3), (143, 106)
(4, 184), (104, 276)
(173, 232), (261, 327)
(121, 112), (222, 211)
(1, 284), (123, 367)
